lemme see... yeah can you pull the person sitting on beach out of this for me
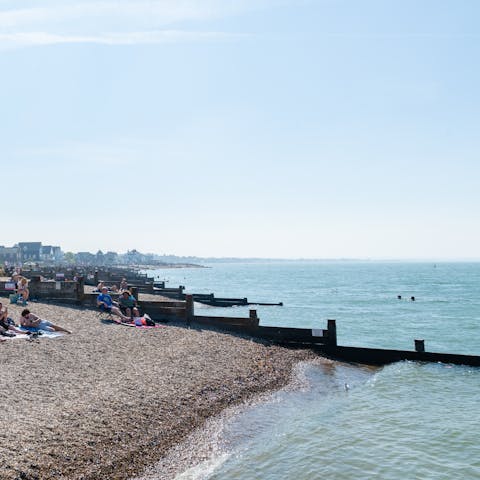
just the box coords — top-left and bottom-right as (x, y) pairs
(0, 302), (10, 323)
(8, 273), (21, 302)
(96, 287), (130, 321)
(119, 278), (128, 291)
(110, 284), (118, 293)
(20, 309), (71, 334)
(0, 302), (27, 336)
(118, 290), (137, 318)
(96, 281), (105, 292)
(10, 272), (20, 287)
(16, 277), (29, 305)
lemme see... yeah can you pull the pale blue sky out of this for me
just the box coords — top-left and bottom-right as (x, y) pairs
(1, 0), (479, 259)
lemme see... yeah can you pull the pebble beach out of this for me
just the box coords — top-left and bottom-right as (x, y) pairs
(0, 300), (316, 480)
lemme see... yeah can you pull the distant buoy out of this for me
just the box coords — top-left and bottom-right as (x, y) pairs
(411, 296), (415, 301)
(397, 295), (402, 300)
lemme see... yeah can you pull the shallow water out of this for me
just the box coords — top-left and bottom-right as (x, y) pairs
(144, 261), (480, 479)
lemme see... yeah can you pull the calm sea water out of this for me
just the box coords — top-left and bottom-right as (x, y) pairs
(145, 261), (480, 480)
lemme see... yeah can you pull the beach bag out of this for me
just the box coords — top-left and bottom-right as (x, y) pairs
(9, 294), (19, 304)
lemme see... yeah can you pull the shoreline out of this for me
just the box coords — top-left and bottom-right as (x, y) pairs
(0, 300), (316, 480)
(131, 358), (332, 480)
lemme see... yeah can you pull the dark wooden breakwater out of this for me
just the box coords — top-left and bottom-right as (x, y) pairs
(182, 296), (480, 368)
(1, 273), (478, 367)
(314, 344), (480, 367)
(153, 284), (282, 307)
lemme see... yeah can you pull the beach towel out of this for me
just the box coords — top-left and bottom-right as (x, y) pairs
(9, 328), (65, 340)
(120, 322), (166, 329)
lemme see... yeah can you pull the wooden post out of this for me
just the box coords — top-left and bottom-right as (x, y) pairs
(249, 309), (259, 327)
(327, 319), (337, 346)
(185, 294), (194, 326)
(75, 276), (85, 304)
(28, 276), (42, 300)
(414, 339), (425, 352)
(94, 270), (99, 285)
(130, 287), (139, 301)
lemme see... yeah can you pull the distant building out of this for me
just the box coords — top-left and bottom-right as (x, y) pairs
(0, 245), (19, 264)
(40, 245), (63, 263)
(126, 249), (144, 264)
(76, 252), (96, 265)
(17, 242), (42, 262)
(104, 251), (119, 265)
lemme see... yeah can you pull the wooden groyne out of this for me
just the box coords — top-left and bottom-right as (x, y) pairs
(7, 267), (283, 307)
(1, 275), (478, 367)
(181, 297), (480, 367)
(314, 344), (480, 367)
(153, 288), (282, 307)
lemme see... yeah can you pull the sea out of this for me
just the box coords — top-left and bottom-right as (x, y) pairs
(144, 261), (480, 480)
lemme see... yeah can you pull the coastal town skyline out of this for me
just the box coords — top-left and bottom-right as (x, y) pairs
(2, 1), (479, 260)
(2, 240), (480, 265)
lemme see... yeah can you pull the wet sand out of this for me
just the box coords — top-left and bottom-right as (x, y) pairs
(0, 300), (315, 480)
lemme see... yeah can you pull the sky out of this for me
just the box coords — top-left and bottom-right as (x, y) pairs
(1, 0), (479, 259)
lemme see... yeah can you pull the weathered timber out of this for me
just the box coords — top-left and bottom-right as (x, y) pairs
(248, 301), (284, 306)
(191, 316), (331, 344)
(3, 276), (87, 305)
(186, 304), (480, 367)
(314, 344), (480, 367)
(140, 300), (187, 322)
(152, 287), (185, 299)
(191, 294), (282, 307)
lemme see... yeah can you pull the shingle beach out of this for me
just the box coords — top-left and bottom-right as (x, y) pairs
(0, 300), (316, 480)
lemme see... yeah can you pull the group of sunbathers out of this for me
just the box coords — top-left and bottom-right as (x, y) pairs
(0, 302), (71, 341)
(1, 278), (155, 342)
(96, 287), (155, 326)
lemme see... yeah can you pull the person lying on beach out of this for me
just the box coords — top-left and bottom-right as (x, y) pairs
(131, 311), (155, 327)
(118, 290), (137, 318)
(96, 287), (131, 321)
(20, 309), (71, 334)
(0, 302), (28, 336)
(112, 308), (155, 327)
